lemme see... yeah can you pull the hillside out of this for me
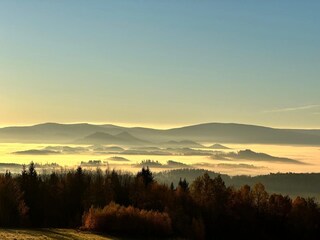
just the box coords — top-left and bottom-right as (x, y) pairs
(0, 228), (116, 240)
(0, 122), (320, 145)
(155, 169), (320, 199)
(0, 123), (124, 143)
(76, 131), (147, 145)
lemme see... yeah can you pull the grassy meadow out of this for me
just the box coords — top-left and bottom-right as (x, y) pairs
(0, 229), (116, 240)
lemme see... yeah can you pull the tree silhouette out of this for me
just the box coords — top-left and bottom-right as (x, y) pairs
(18, 161), (43, 226)
(178, 178), (189, 192)
(252, 182), (269, 211)
(0, 172), (27, 226)
(136, 167), (154, 186)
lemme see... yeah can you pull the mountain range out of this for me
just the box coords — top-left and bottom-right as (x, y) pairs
(0, 122), (320, 145)
(76, 131), (148, 145)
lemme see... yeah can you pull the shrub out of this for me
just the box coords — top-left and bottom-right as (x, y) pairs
(82, 202), (172, 236)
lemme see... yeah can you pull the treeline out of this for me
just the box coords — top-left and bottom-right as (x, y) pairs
(0, 163), (320, 239)
(155, 169), (320, 198)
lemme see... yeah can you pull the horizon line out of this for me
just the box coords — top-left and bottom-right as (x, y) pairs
(0, 121), (320, 130)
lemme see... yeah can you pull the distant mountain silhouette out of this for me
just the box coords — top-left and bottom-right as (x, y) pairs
(0, 122), (320, 145)
(288, 129), (320, 137)
(211, 149), (305, 164)
(76, 131), (148, 145)
(115, 131), (147, 143)
(162, 123), (320, 145)
(13, 149), (60, 155)
(161, 140), (204, 148)
(0, 123), (124, 143)
(208, 143), (230, 149)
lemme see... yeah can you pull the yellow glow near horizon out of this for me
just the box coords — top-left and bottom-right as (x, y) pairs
(1, 143), (319, 176)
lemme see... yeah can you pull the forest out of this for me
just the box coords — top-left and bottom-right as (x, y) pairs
(155, 169), (320, 199)
(0, 162), (319, 239)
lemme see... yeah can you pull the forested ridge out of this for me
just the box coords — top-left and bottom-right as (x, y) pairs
(0, 163), (319, 239)
(155, 169), (320, 198)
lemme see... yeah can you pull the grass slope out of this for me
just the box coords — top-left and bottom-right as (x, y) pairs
(0, 229), (117, 240)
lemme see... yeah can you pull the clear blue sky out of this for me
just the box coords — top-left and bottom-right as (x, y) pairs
(1, 1), (319, 128)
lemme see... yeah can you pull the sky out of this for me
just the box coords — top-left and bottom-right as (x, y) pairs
(0, 1), (319, 129)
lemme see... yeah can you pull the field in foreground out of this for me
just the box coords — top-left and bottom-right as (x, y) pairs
(0, 229), (117, 240)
